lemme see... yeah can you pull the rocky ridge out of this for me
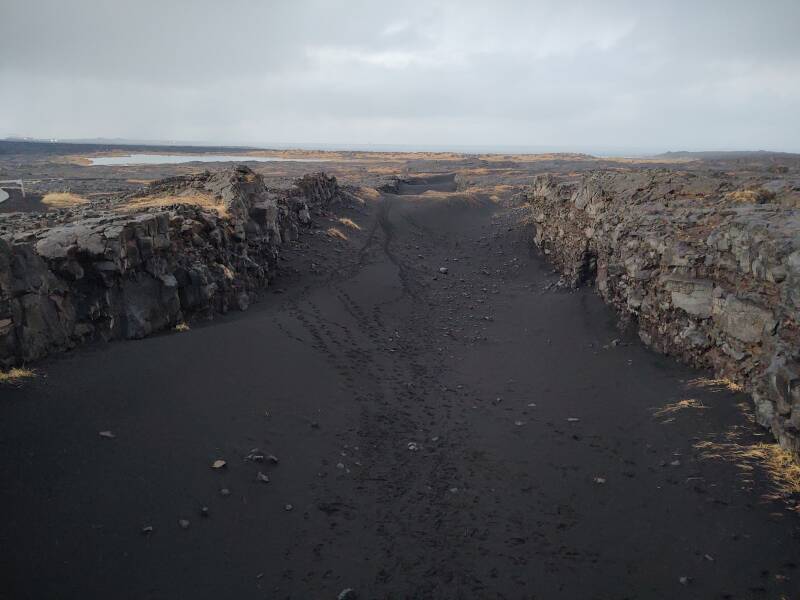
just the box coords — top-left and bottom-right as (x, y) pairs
(525, 171), (800, 455)
(0, 166), (342, 366)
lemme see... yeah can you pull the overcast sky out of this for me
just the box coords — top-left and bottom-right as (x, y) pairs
(2, 0), (799, 153)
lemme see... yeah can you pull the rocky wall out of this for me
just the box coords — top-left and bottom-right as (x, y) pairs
(524, 171), (800, 455)
(0, 166), (342, 367)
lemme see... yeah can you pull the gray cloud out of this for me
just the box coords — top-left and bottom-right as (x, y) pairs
(1, 0), (798, 152)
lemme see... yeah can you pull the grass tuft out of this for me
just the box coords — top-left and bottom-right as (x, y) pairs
(695, 440), (800, 498)
(42, 192), (88, 209)
(687, 377), (743, 393)
(0, 368), (35, 384)
(724, 189), (776, 204)
(122, 193), (228, 217)
(653, 398), (708, 417)
(337, 217), (361, 230)
(327, 227), (348, 241)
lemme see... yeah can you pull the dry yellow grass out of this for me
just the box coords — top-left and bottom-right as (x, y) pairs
(687, 377), (743, 392)
(174, 322), (190, 332)
(122, 193), (228, 217)
(695, 440), (800, 498)
(0, 367), (35, 384)
(725, 189), (776, 204)
(42, 192), (88, 208)
(355, 186), (381, 201)
(337, 217), (361, 230)
(327, 227), (348, 241)
(653, 398), (708, 417)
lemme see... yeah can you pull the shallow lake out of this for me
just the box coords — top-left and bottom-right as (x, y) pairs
(88, 154), (329, 166)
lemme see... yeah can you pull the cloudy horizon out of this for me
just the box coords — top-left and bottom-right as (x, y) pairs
(2, 0), (799, 154)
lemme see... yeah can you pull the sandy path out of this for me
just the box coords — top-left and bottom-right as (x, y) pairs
(0, 180), (798, 598)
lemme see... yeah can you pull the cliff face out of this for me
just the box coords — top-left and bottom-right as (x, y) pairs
(525, 171), (800, 455)
(0, 166), (341, 366)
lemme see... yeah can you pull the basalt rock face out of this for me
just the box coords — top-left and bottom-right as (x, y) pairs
(0, 166), (342, 367)
(525, 171), (800, 455)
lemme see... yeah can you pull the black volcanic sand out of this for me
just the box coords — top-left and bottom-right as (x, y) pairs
(1, 176), (799, 599)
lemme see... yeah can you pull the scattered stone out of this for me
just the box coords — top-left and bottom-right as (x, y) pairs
(200, 506), (210, 517)
(407, 442), (419, 451)
(284, 504), (293, 511)
(211, 459), (227, 469)
(679, 576), (690, 586)
(670, 460), (682, 467)
(566, 417), (580, 423)
(593, 477), (606, 484)
(98, 430), (115, 439)
(220, 488), (231, 497)
(439, 267), (449, 274)
(178, 519), (190, 529)
(141, 525), (153, 535)
(256, 471), (270, 483)
(338, 588), (357, 600)
(266, 454), (279, 464)
(514, 420), (525, 426)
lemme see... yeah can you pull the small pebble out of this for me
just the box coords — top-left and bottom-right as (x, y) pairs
(178, 519), (190, 529)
